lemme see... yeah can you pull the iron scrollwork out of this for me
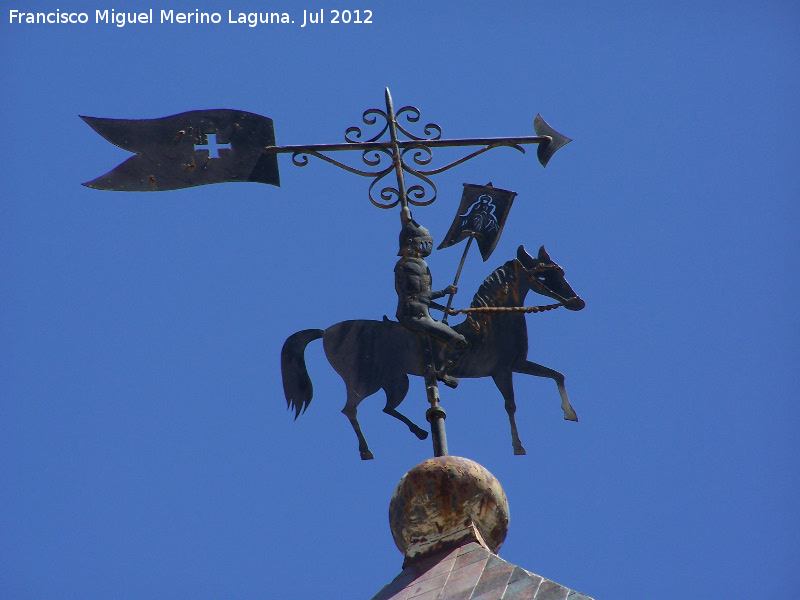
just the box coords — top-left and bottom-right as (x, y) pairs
(290, 103), (479, 209)
(284, 91), (571, 209)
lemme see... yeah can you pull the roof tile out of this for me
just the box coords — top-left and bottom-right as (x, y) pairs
(533, 578), (570, 600)
(471, 561), (516, 599)
(502, 573), (541, 600)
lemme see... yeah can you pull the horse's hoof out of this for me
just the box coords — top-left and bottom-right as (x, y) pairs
(513, 445), (527, 456)
(414, 429), (429, 441)
(360, 450), (375, 460)
(564, 408), (578, 422)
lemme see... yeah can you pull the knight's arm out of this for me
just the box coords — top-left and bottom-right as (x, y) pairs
(428, 300), (448, 312)
(430, 284), (457, 300)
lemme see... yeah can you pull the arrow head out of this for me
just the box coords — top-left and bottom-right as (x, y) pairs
(534, 114), (572, 167)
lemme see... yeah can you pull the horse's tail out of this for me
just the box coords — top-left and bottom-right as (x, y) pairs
(281, 329), (325, 419)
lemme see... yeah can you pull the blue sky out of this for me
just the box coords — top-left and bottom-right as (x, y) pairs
(1, 1), (798, 598)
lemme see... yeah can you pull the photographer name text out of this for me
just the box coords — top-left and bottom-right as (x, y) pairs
(8, 8), (373, 28)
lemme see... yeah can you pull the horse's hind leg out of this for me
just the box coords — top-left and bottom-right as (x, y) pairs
(382, 374), (428, 441)
(513, 359), (578, 422)
(341, 388), (375, 460)
(491, 370), (527, 455)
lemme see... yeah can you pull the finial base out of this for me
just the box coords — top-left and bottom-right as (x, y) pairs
(388, 456), (509, 564)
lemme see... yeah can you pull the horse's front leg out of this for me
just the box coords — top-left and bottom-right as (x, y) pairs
(491, 370), (527, 455)
(513, 359), (578, 422)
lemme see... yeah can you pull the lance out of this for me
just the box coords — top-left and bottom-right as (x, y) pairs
(441, 234), (473, 325)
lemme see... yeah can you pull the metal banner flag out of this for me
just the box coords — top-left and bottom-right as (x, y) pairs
(438, 182), (517, 261)
(82, 109), (280, 191)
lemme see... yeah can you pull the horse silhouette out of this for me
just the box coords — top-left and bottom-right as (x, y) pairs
(281, 245), (585, 459)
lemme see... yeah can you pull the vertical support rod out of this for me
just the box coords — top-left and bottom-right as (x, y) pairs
(419, 335), (448, 457)
(384, 88), (409, 213)
(442, 235), (474, 325)
(389, 88), (448, 457)
(426, 405), (448, 457)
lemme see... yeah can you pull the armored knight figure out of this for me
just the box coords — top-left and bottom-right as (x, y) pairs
(395, 208), (469, 388)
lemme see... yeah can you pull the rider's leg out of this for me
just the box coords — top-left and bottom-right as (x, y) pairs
(400, 317), (468, 388)
(420, 320), (469, 387)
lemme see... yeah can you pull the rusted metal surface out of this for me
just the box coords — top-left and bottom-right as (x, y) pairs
(388, 456), (509, 561)
(452, 303), (563, 314)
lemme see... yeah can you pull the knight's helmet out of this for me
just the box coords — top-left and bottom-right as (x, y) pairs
(398, 207), (433, 256)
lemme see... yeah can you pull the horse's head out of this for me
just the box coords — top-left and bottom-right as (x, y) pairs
(517, 245), (585, 311)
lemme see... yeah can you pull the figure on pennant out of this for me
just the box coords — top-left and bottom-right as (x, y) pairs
(457, 193), (501, 236)
(395, 207), (468, 388)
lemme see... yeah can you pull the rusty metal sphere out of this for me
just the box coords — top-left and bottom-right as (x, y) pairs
(389, 456), (509, 558)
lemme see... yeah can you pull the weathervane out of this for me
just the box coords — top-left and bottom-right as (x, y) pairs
(83, 88), (583, 460)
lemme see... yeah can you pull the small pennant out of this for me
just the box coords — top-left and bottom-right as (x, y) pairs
(438, 183), (517, 261)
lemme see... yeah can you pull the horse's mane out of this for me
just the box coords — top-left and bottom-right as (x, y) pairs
(470, 259), (521, 309)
